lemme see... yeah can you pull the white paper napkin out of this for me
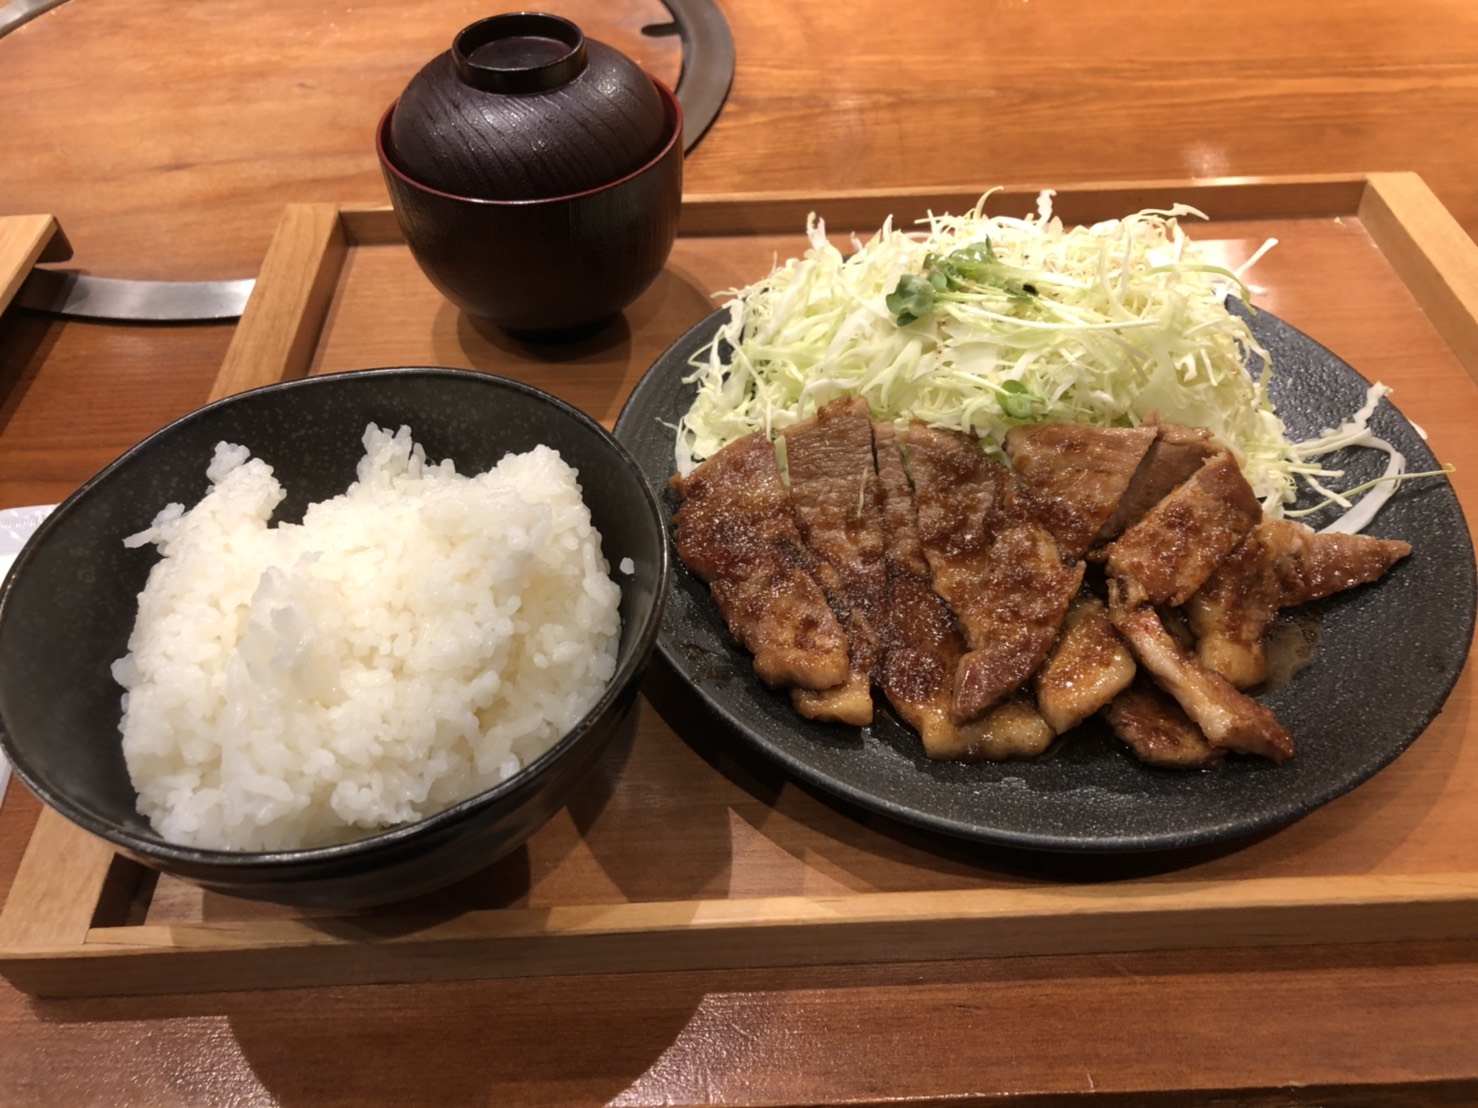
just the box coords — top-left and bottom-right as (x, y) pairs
(0, 505), (57, 810)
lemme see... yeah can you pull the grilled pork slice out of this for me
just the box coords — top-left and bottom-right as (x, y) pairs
(1096, 422), (1221, 545)
(922, 695), (1056, 762)
(1034, 595), (1137, 734)
(950, 522), (1086, 723)
(1108, 579), (1294, 762)
(1270, 519), (1413, 607)
(1186, 519), (1412, 688)
(671, 432), (850, 691)
(790, 636), (873, 724)
(1106, 451), (1263, 607)
(1005, 423), (1158, 561)
(876, 422), (1052, 760)
(783, 398), (889, 725)
(1183, 523), (1283, 688)
(873, 421), (978, 756)
(897, 422), (1009, 557)
(900, 423), (1083, 724)
(1102, 680), (1223, 769)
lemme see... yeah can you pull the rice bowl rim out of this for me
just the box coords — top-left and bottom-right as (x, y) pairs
(0, 365), (671, 869)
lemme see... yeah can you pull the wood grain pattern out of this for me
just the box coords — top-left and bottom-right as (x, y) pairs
(0, 811), (115, 951)
(5, 1), (1478, 278)
(3, 0), (1478, 1099)
(0, 215), (62, 313)
(209, 203), (345, 400)
(1359, 173), (1478, 379)
(675, 175), (1376, 237)
(0, 0), (682, 280)
(8, 872), (1478, 998)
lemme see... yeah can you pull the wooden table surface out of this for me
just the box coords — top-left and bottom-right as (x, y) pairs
(4, 1), (1478, 1104)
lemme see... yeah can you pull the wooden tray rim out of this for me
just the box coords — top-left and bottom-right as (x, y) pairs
(4, 171), (1478, 998)
(0, 213), (69, 318)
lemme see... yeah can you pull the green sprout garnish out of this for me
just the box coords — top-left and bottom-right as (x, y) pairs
(884, 272), (941, 326)
(887, 238), (1039, 326)
(996, 378), (1040, 420)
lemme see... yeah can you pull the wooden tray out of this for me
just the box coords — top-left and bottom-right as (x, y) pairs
(3, 173), (1478, 998)
(0, 214), (70, 316)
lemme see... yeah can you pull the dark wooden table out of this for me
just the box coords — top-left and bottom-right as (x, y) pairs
(3, 2), (1478, 1104)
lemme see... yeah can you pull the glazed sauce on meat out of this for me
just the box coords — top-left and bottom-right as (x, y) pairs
(1263, 610), (1322, 690)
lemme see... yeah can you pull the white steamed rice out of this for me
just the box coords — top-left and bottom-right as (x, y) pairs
(111, 423), (622, 852)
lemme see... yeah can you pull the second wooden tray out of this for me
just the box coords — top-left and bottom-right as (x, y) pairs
(3, 173), (1477, 997)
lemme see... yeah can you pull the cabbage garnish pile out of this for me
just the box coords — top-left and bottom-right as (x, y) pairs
(674, 191), (1433, 523)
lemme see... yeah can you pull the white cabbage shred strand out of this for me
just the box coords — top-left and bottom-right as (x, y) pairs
(674, 191), (1402, 523)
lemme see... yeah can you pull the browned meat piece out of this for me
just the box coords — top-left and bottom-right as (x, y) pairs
(1004, 423), (1158, 560)
(791, 673), (874, 725)
(783, 398), (889, 725)
(671, 432), (850, 691)
(1106, 451), (1263, 607)
(1096, 422), (1221, 544)
(1102, 681), (1223, 769)
(1034, 595), (1137, 734)
(1108, 579), (1293, 762)
(1186, 519), (1412, 689)
(900, 423), (1084, 723)
(873, 421), (977, 754)
(1184, 524), (1283, 688)
(1268, 519), (1412, 606)
(950, 523), (1087, 723)
(897, 422), (1009, 563)
(924, 695), (1056, 762)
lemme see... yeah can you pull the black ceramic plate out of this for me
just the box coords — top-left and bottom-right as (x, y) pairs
(614, 306), (1477, 852)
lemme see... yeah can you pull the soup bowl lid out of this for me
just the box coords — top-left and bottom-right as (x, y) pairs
(386, 12), (669, 201)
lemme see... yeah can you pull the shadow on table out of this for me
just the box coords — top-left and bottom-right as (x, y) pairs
(0, 309), (62, 437)
(24, 932), (1478, 1107)
(435, 261), (719, 427)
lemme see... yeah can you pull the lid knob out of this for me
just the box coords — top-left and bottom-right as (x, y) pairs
(452, 13), (588, 94)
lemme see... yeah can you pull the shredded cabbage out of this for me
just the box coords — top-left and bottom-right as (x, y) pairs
(674, 191), (1406, 523)
(1284, 382), (1450, 534)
